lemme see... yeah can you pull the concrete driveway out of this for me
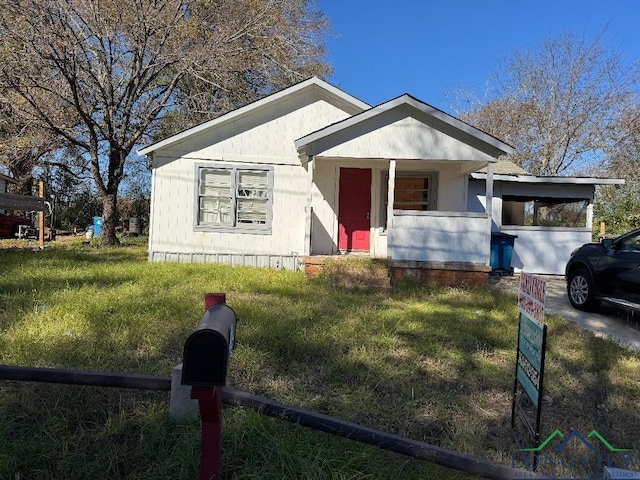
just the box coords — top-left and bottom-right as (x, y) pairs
(495, 274), (640, 352)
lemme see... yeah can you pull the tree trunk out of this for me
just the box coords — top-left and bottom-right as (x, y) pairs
(100, 191), (120, 245)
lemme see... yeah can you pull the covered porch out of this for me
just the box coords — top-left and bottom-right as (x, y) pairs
(294, 94), (514, 284)
(301, 158), (496, 285)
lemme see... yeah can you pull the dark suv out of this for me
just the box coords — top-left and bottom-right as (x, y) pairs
(565, 228), (640, 312)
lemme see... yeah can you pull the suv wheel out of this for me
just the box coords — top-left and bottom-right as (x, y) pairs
(567, 269), (601, 312)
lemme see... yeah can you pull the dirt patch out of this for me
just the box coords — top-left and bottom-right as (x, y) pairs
(491, 273), (566, 296)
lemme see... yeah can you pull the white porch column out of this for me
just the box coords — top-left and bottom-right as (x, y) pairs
(304, 156), (315, 256)
(587, 197), (594, 230)
(387, 159), (396, 232)
(485, 162), (494, 266)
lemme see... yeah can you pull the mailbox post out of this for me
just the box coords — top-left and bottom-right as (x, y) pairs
(182, 293), (236, 480)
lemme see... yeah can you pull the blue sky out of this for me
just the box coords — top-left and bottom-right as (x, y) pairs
(318, 0), (640, 112)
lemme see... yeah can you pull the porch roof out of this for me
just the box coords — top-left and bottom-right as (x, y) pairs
(294, 94), (515, 161)
(470, 172), (625, 185)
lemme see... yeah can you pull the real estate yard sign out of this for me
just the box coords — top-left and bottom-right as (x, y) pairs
(511, 273), (547, 448)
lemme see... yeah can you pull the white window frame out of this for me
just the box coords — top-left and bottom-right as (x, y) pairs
(194, 163), (273, 234)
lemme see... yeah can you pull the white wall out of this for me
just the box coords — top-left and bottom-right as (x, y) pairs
(150, 157), (309, 258)
(501, 227), (592, 275)
(153, 92), (352, 164)
(149, 92), (355, 265)
(388, 212), (489, 264)
(310, 160), (338, 255)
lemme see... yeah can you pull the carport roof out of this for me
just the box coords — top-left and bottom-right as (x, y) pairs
(470, 171), (625, 185)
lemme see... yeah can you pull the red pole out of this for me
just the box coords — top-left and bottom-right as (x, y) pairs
(193, 293), (226, 480)
(193, 385), (223, 480)
(205, 293), (226, 310)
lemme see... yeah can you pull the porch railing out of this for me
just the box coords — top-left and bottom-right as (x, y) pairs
(388, 211), (489, 264)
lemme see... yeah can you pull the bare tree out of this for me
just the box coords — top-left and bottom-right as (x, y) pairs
(0, 94), (61, 196)
(0, 0), (331, 244)
(456, 33), (639, 176)
(605, 104), (640, 178)
(594, 101), (640, 232)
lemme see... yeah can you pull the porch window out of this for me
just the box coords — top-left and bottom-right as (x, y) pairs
(380, 172), (437, 228)
(393, 176), (436, 210)
(502, 196), (588, 227)
(196, 165), (272, 232)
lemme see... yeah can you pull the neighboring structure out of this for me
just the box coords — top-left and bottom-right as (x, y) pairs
(469, 161), (623, 274)
(139, 77), (619, 280)
(0, 173), (18, 214)
(0, 173), (16, 194)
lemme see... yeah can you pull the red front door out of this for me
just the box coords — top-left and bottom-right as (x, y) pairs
(338, 168), (371, 251)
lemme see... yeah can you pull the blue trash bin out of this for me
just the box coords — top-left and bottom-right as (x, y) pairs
(490, 232), (517, 275)
(93, 217), (103, 238)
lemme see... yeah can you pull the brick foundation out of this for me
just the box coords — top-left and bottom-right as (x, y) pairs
(304, 257), (326, 278)
(305, 256), (491, 287)
(391, 267), (489, 287)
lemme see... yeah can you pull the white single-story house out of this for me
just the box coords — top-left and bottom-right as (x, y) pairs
(138, 77), (622, 281)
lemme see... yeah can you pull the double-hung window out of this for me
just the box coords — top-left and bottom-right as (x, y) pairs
(196, 164), (272, 232)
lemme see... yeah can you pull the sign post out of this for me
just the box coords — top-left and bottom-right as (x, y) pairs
(511, 273), (547, 448)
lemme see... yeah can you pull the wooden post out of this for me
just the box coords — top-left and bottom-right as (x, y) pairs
(38, 181), (44, 248)
(600, 221), (606, 237)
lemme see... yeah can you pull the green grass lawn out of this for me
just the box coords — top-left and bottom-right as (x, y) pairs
(1, 239), (639, 479)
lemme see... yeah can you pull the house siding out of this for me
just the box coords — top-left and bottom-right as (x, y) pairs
(389, 212), (489, 264)
(148, 93), (355, 268)
(154, 93), (352, 163)
(310, 160), (339, 255)
(501, 227), (591, 275)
